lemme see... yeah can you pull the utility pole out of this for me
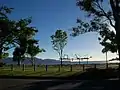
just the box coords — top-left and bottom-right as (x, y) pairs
(84, 54), (88, 64)
(63, 54), (70, 64)
(87, 57), (88, 65)
(75, 54), (81, 65)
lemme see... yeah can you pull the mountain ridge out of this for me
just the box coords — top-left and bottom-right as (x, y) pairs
(2, 57), (107, 65)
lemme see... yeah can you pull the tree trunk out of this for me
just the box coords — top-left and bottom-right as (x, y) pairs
(106, 52), (108, 69)
(0, 49), (2, 63)
(60, 50), (63, 67)
(17, 59), (21, 66)
(60, 57), (62, 67)
(32, 62), (34, 66)
(117, 46), (120, 78)
(0, 49), (3, 67)
(31, 57), (35, 66)
(115, 20), (120, 79)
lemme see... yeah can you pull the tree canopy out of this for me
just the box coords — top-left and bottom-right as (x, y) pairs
(0, 5), (45, 66)
(26, 39), (45, 65)
(0, 5), (14, 60)
(71, 0), (120, 56)
(12, 18), (39, 65)
(70, 0), (120, 76)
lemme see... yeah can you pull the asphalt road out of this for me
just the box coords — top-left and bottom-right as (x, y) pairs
(0, 79), (120, 90)
(0, 79), (84, 90)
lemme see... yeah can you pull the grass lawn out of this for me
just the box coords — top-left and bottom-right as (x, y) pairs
(0, 64), (118, 77)
(0, 65), (82, 77)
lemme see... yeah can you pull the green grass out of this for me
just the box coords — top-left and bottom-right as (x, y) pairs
(0, 70), (79, 77)
(0, 65), (82, 77)
(0, 64), (118, 77)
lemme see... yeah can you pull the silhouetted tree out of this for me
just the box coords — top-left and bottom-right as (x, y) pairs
(98, 29), (117, 54)
(0, 5), (41, 66)
(0, 5), (14, 62)
(71, 0), (120, 75)
(13, 47), (25, 65)
(98, 29), (117, 67)
(0, 5), (13, 18)
(51, 30), (68, 66)
(26, 39), (45, 65)
(12, 18), (38, 66)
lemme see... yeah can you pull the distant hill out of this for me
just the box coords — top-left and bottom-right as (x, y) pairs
(2, 57), (69, 65)
(2, 57), (107, 65)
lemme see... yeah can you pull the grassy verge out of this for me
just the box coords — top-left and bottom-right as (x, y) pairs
(0, 65), (82, 77)
(0, 64), (118, 78)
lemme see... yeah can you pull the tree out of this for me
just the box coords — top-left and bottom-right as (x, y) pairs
(0, 5), (40, 66)
(0, 5), (13, 18)
(26, 39), (45, 65)
(71, 0), (120, 73)
(13, 47), (25, 65)
(98, 29), (117, 54)
(0, 5), (14, 62)
(98, 29), (117, 68)
(12, 18), (38, 66)
(51, 30), (68, 66)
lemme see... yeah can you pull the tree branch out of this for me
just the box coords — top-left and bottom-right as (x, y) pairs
(95, 1), (115, 28)
(110, 0), (118, 21)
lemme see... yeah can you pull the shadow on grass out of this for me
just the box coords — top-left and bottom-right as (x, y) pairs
(21, 79), (120, 90)
(1, 68), (119, 79)
(22, 81), (72, 90)
(21, 68), (120, 90)
(2, 79), (120, 90)
(1, 68), (120, 90)
(68, 68), (119, 80)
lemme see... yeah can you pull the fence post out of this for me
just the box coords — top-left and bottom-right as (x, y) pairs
(22, 64), (25, 71)
(34, 64), (36, 71)
(11, 64), (13, 71)
(46, 65), (48, 72)
(106, 63), (108, 69)
(94, 64), (96, 69)
(83, 64), (85, 71)
(70, 65), (72, 71)
(58, 65), (60, 72)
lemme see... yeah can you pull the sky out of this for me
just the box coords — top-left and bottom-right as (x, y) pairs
(1, 0), (117, 61)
